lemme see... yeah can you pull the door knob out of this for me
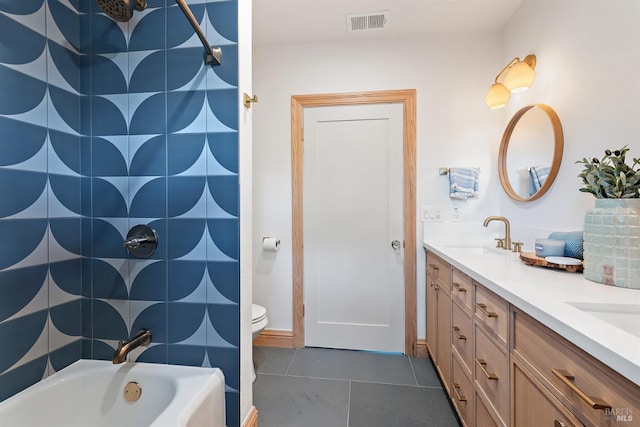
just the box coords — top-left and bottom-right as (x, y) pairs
(391, 240), (401, 251)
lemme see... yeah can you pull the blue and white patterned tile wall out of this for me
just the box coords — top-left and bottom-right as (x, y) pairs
(0, 0), (83, 401)
(81, 1), (240, 424)
(1, 1), (239, 425)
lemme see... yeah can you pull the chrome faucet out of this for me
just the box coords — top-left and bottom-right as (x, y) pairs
(112, 329), (151, 364)
(483, 216), (511, 250)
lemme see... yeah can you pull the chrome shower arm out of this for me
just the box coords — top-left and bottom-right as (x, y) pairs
(174, 0), (222, 66)
(95, 0), (221, 65)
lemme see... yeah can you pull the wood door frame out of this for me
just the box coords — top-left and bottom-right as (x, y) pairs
(291, 89), (417, 355)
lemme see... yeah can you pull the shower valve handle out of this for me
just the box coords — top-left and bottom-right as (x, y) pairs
(123, 225), (158, 258)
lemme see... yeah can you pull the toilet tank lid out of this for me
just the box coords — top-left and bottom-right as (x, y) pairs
(252, 304), (266, 321)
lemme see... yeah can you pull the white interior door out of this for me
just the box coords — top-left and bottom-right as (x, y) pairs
(303, 103), (404, 352)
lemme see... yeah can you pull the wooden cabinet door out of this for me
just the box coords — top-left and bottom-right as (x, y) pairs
(426, 269), (438, 359)
(436, 286), (451, 392)
(426, 251), (452, 393)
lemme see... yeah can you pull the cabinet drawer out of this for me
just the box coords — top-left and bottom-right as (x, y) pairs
(513, 309), (640, 427)
(513, 359), (583, 427)
(427, 252), (451, 293)
(452, 268), (473, 312)
(475, 284), (508, 347)
(452, 302), (473, 374)
(451, 353), (473, 427)
(476, 391), (500, 427)
(475, 324), (509, 425)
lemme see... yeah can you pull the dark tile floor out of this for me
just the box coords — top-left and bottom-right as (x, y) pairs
(253, 346), (461, 427)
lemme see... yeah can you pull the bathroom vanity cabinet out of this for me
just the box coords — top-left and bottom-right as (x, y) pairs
(424, 249), (640, 427)
(451, 266), (510, 426)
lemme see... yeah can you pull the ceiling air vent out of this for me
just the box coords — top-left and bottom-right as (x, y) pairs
(346, 11), (389, 32)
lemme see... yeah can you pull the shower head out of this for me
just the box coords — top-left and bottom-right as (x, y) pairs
(94, 0), (222, 66)
(95, 0), (147, 22)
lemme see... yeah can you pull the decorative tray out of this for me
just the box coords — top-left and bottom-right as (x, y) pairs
(519, 252), (583, 273)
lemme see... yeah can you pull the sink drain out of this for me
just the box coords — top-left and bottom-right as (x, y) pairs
(124, 381), (142, 402)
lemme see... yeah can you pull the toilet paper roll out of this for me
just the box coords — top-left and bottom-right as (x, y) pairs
(262, 237), (280, 252)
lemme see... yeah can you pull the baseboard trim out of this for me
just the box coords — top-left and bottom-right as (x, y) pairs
(242, 406), (258, 427)
(416, 339), (428, 357)
(255, 330), (426, 356)
(253, 329), (294, 348)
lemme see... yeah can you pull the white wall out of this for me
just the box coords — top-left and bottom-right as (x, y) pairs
(252, 33), (504, 338)
(500, 0), (640, 246)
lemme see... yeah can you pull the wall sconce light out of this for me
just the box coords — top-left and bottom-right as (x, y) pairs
(484, 54), (537, 110)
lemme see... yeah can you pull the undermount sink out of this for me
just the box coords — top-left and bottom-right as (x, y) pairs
(567, 302), (640, 338)
(443, 244), (509, 255)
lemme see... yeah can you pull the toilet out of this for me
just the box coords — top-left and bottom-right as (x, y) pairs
(251, 304), (268, 341)
(251, 304), (268, 382)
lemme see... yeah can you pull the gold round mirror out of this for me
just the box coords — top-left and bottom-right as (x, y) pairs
(498, 104), (564, 201)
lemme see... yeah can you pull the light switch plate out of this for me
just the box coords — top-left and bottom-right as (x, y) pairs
(421, 206), (443, 222)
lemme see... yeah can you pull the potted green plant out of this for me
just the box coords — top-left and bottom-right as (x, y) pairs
(576, 146), (640, 198)
(577, 146), (640, 289)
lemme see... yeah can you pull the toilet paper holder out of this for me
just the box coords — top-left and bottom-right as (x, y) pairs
(262, 237), (280, 252)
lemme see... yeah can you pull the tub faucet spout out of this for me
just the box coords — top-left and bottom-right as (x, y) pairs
(112, 329), (151, 364)
(483, 216), (511, 250)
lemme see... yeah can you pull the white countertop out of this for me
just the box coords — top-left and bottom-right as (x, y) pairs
(423, 240), (640, 387)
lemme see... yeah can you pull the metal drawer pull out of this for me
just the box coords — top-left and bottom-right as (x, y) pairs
(430, 282), (440, 290)
(452, 383), (467, 402)
(428, 264), (439, 272)
(551, 369), (611, 411)
(452, 326), (467, 340)
(476, 358), (499, 380)
(452, 326), (466, 340)
(554, 421), (566, 427)
(453, 282), (467, 293)
(476, 302), (498, 318)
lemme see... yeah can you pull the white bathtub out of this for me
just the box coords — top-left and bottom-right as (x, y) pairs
(0, 360), (226, 427)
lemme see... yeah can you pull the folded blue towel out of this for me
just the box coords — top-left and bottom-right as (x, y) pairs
(449, 167), (479, 199)
(548, 231), (584, 259)
(529, 165), (550, 194)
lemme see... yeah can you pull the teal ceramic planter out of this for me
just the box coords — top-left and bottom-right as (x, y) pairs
(583, 199), (640, 289)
